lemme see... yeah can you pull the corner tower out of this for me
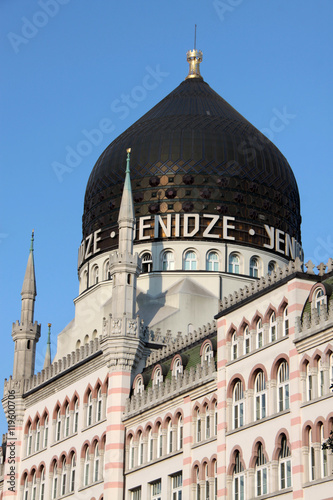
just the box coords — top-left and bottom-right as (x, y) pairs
(12, 231), (41, 379)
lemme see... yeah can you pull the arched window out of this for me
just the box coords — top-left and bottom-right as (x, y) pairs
(278, 361), (289, 411)
(129, 436), (134, 468)
(257, 318), (263, 348)
(157, 424), (163, 458)
(214, 401), (218, 436)
(315, 288), (326, 315)
(27, 422), (32, 456)
(73, 399), (79, 434)
(65, 404), (70, 437)
(318, 358), (324, 397)
(162, 251), (174, 271)
(320, 424), (328, 477)
(207, 251), (219, 271)
(184, 250), (197, 270)
(153, 367), (163, 387)
(148, 428), (153, 462)
(195, 466), (200, 500)
(104, 259), (110, 280)
(268, 260), (276, 275)
(84, 447), (90, 486)
(96, 387), (103, 422)
(92, 265), (99, 285)
(61, 457), (67, 496)
(309, 429), (315, 481)
(70, 453), (76, 493)
(35, 420), (40, 453)
(138, 432), (144, 465)
(31, 471), (37, 500)
(167, 420), (173, 454)
(142, 252), (153, 273)
(134, 377), (144, 395)
(231, 332), (237, 360)
(204, 464), (210, 500)
(23, 475), (29, 500)
(279, 436), (291, 489)
(173, 358), (183, 378)
(255, 371), (266, 420)
(196, 409), (201, 442)
(250, 257), (259, 277)
(255, 444), (267, 496)
(205, 406), (210, 439)
(229, 254), (240, 274)
(87, 392), (93, 426)
(233, 381), (244, 429)
(177, 415), (183, 450)
(269, 312), (277, 342)
(233, 451), (244, 500)
(283, 307), (289, 336)
(55, 408), (61, 441)
(52, 464), (58, 499)
(244, 326), (250, 355)
(94, 444), (100, 482)
(306, 362), (312, 401)
(40, 467), (46, 500)
(43, 416), (48, 448)
(203, 343), (214, 364)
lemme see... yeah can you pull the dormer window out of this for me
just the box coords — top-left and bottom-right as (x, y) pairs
(134, 376), (144, 395)
(202, 342), (214, 364)
(153, 367), (163, 387)
(315, 288), (326, 315)
(172, 358), (183, 378)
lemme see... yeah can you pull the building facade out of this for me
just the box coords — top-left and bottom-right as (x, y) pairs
(1, 50), (332, 500)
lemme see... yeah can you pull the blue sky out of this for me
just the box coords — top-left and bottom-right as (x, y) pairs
(0, 0), (332, 431)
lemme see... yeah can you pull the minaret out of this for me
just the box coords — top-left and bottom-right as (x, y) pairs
(43, 323), (52, 368)
(109, 148), (141, 329)
(12, 231), (41, 379)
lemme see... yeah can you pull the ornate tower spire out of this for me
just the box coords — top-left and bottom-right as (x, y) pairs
(118, 148), (135, 254)
(43, 323), (52, 369)
(12, 231), (41, 379)
(185, 26), (203, 80)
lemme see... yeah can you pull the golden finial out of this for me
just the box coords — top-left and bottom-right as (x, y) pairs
(126, 148), (131, 153)
(185, 25), (203, 80)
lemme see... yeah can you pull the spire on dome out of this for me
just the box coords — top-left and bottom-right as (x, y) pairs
(185, 25), (203, 80)
(118, 148), (135, 254)
(43, 323), (52, 369)
(21, 230), (37, 325)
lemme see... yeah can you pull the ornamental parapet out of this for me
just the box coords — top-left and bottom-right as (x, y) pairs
(145, 320), (216, 367)
(123, 360), (216, 419)
(10, 337), (102, 394)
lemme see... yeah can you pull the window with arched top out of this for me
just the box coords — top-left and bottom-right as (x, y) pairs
(320, 424), (328, 478)
(207, 251), (219, 271)
(43, 415), (48, 448)
(83, 447), (89, 486)
(26, 422), (32, 456)
(177, 415), (183, 450)
(134, 377), (144, 395)
(162, 251), (174, 271)
(31, 471), (37, 500)
(138, 432), (144, 466)
(204, 463), (209, 500)
(196, 409), (201, 442)
(142, 252), (153, 273)
(104, 260), (110, 280)
(61, 457), (67, 496)
(283, 307), (289, 336)
(308, 429), (315, 481)
(96, 387), (103, 422)
(92, 265), (99, 285)
(255, 444), (267, 496)
(157, 424), (163, 458)
(129, 436), (134, 469)
(279, 436), (291, 489)
(40, 467), (46, 499)
(229, 253), (240, 274)
(214, 401), (218, 436)
(255, 371), (266, 420)
(23, 475), (29, 500)
(148, 428), (153, 462)
(167, 419), (173, 454)
(278, 361), (289, 411)
(35, 420), (40, 453)
(268, 260), (276, 275)
(205, 405), (210, 439)
(250, 256), (260, 277)
(257, 318), (263, 349)
(269, 312), (277, 342)
(233, 381), (244, 429)
(73, 399), (79, 434)
(70, 453), (76, 493)
(306, 362), (312, 401)
(244, 326), (250, 354)
(153, 367), (163, 387)
(184, 250), (197, 270)
(195, 466), (200, 500)
(64, 404), (70, 438)
(315, 288), (326, 314)
(94, 444), (100, 482)
(202, 342), (214, 364)
(52, 464), (58, 499)
(318, 358), (324, 397)
(173, 358), (183, 378)
(231, 332), (237, 360)
(56, 408), (61, 441)
(233, 451), (244, 500)
(87, 392), (93, 427)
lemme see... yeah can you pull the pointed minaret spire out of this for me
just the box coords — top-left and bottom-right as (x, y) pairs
(118, 148), (135, 254)
(21, 229), (37, 325)
(185, 26), (203, 81)
(43, 323), (52, 369)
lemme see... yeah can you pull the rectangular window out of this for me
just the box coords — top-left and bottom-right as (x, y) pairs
(131, 487), (141, 500)
(171, 472), (182, 500)
(151, 480), (161, 500)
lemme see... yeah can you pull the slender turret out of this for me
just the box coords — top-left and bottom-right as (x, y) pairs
(43, 323), (52, 369)
(12, 231), (41, 379)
